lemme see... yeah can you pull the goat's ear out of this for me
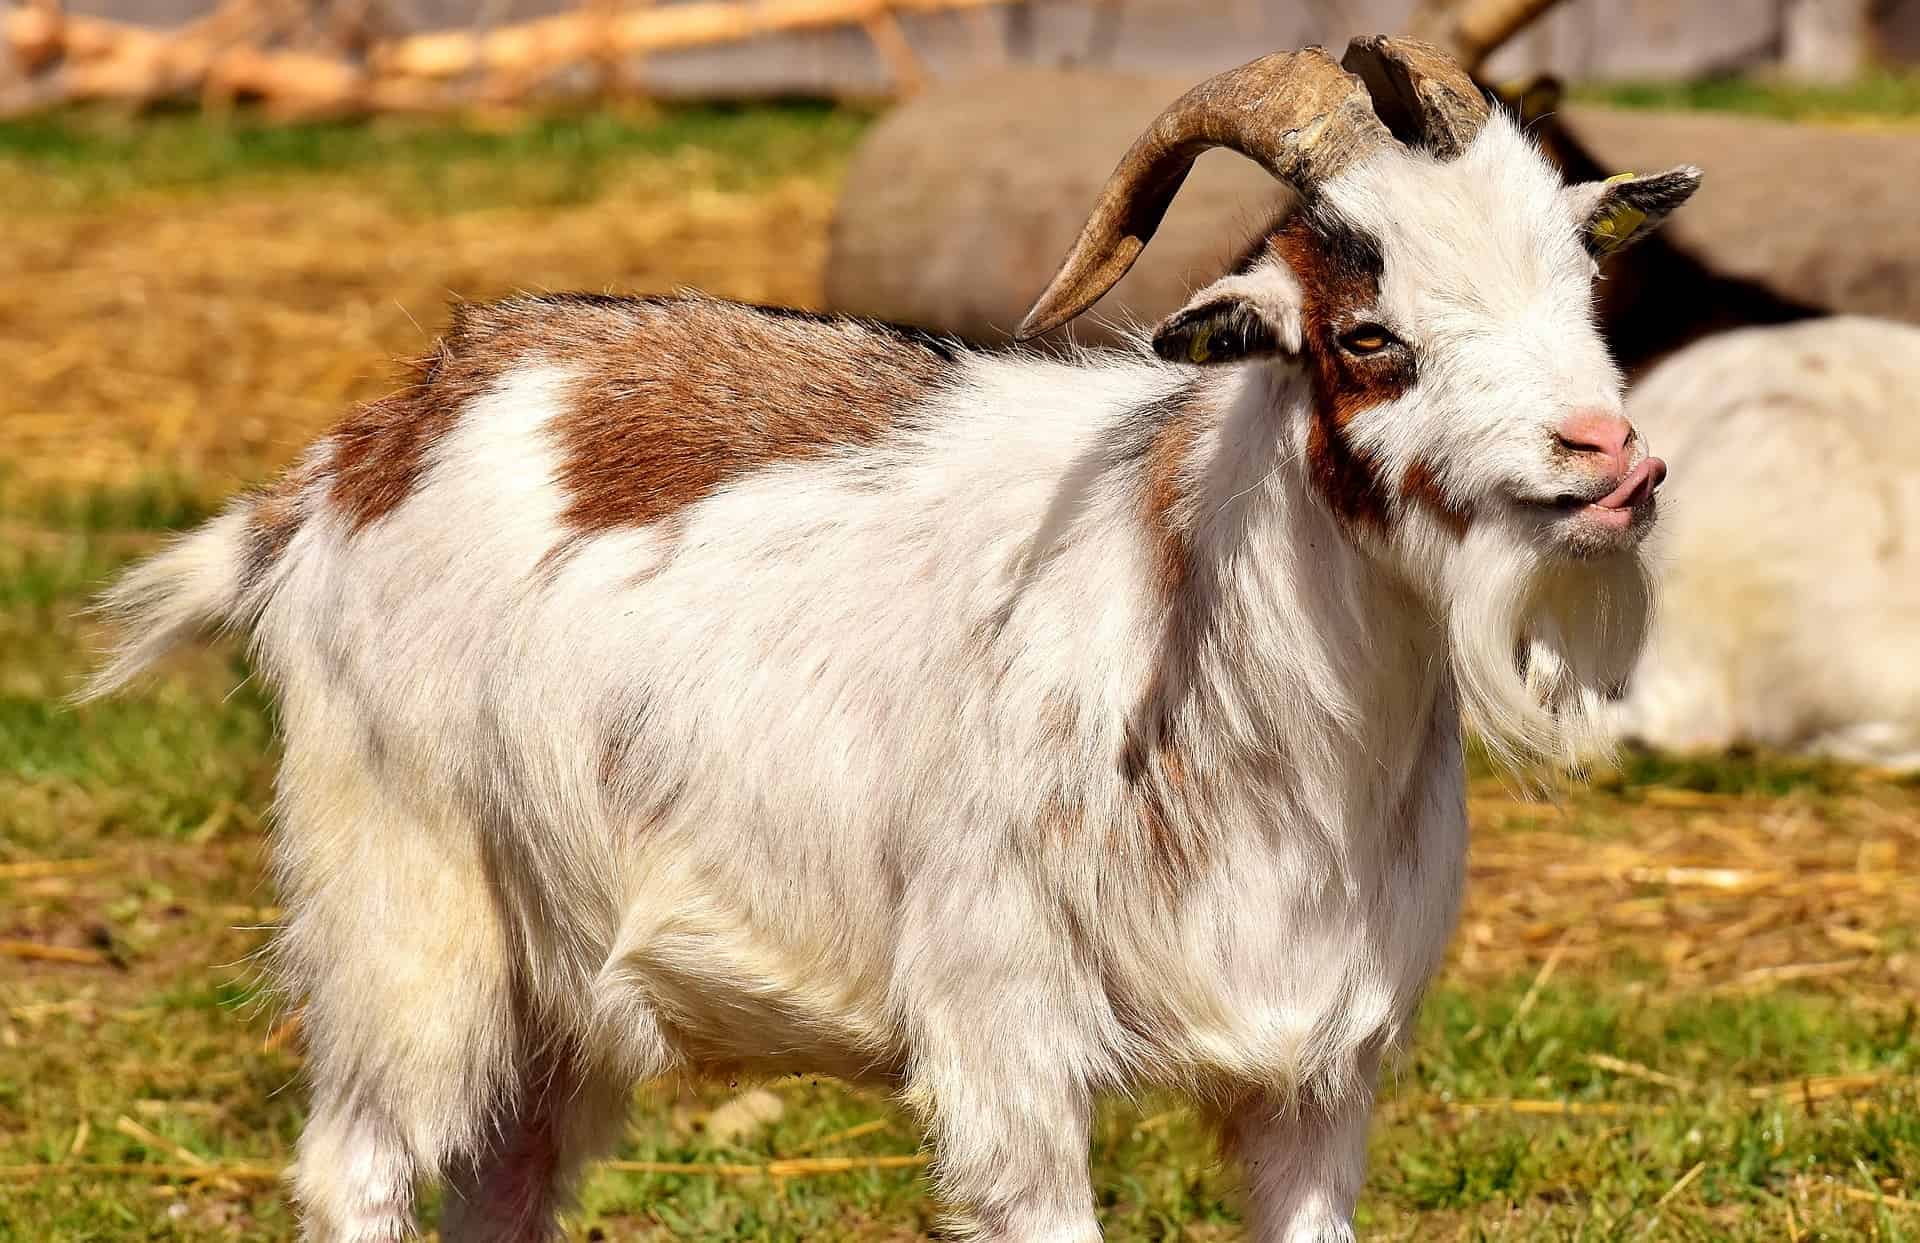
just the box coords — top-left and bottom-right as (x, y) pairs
(1151, 266), (1305, 367)
(1571, 166), (1702, 259)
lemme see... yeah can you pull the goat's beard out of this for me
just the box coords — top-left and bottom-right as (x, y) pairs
(1442, 518), (1654, 772)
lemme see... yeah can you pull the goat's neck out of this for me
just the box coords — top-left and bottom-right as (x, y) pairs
(1170, 366), (1454, 817)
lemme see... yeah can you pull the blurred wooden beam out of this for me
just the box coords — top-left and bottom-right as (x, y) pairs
(1408, 0), (1569, 75)
(373, 0), (1013, 82)
(861, 7), (923, 96)
(1, 0), (1014, 117)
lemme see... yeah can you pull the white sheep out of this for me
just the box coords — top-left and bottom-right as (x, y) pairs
(1616, 314), (1920, 768)
(87, 38), (1698, 1243)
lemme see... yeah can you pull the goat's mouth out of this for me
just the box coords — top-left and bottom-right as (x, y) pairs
(1516, 456), (1667, 545)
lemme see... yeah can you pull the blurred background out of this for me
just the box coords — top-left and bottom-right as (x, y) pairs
(2, 1), (1918, 1239)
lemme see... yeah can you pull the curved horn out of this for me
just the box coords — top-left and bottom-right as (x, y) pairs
(1340, 36), (1490, 161)
(1014, 48), (1390, 341)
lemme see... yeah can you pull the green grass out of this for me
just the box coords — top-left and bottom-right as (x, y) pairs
(3, 479), (1915, 1240)
(1599, 743), (1854, 799)
(1577, 70), (1920, 121)
(0, 101), (870, 213)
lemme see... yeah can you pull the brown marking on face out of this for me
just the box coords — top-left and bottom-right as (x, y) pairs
(1262, 211), (1417, 531)
(546, 295), (958, 532)
(1401, 458), (1472, 539)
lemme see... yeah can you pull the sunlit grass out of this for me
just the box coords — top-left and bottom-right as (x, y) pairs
(0, 100), (870, 214)
(1578, 70), (1920, 122)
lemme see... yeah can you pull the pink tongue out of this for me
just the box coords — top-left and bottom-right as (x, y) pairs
(1594, 457), (1667, 510)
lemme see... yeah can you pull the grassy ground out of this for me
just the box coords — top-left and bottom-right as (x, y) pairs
(1576, 71), (1920, 123)
(3, 94), (1919, 1240)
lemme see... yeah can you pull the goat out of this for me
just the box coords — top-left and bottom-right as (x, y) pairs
(87, 37), (1698, 1243)
(1614, 314), (1920, 768)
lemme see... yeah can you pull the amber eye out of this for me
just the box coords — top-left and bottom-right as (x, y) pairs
(1338, 324), (1397, 355)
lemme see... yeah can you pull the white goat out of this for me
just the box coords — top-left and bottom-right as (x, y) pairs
(88, 39), (1697, 1243)
(1617, 315), (1920, 768)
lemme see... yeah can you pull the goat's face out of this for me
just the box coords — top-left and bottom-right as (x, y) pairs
(1148, 111), (1700, 764)
(1023, 43), (1703, 766)
(1152, 112), (1700, 564)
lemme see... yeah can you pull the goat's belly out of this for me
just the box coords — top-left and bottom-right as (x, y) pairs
(599, 862), (906, 1083)
(635, 944), (902, 1082)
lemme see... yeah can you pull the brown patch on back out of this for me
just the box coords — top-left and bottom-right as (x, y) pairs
(328, 315), (509, 530)
(548, 296), (958, 532)
(1401, 458), (1472, 539)
(244, 450), (322, 587)
(1264, 211), (1416, 530)
(323, 294), (959, 537)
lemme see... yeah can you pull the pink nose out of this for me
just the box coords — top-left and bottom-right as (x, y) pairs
(1555, 409), (1636, 478)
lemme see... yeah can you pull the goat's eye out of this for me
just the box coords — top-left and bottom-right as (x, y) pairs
(1338, 324), (1397, 355)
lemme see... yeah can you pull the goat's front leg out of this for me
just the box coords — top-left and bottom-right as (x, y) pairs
(1218, 1069), (1378, 1243)
(898, 872), (1103, 1243)
(912, 1048), (1099, 1243)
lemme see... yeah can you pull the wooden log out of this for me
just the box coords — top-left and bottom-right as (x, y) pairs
(373, 0), (1012, 82)
(3, 0), (1014, 116)
(203, 43), (367, 114)
(5, 1), (65, 73)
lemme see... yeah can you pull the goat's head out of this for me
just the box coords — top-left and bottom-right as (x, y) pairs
(1021, 38), (1704, 766)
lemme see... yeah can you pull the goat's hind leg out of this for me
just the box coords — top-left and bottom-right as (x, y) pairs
(1217, 1060), (1380, 1243)
(440, 1052), (634, 1243)
(273, 743), (520, 1242)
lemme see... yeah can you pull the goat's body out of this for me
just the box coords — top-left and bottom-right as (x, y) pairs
(1618, 316), (1920, 767)
(111, 295), (1467, 1239)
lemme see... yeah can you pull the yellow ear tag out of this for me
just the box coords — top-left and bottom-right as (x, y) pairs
(1188, 322), (1213, 364)
(1604, 171), (1638, 185)
(1591, 202), (1647, 252)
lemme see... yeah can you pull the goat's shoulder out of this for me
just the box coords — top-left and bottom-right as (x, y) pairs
(327, 292), (967, 534)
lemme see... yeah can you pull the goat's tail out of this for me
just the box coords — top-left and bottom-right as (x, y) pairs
(79, 506), (259, 702)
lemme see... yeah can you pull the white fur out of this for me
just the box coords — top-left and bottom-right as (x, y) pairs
(87, 113), (1671, 1243)
(1616, 315), (1920, 767)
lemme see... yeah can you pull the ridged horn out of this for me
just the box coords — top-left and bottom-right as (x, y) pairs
(1014, 48), (1391, 341)
(1340, 36), (1490, 161)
